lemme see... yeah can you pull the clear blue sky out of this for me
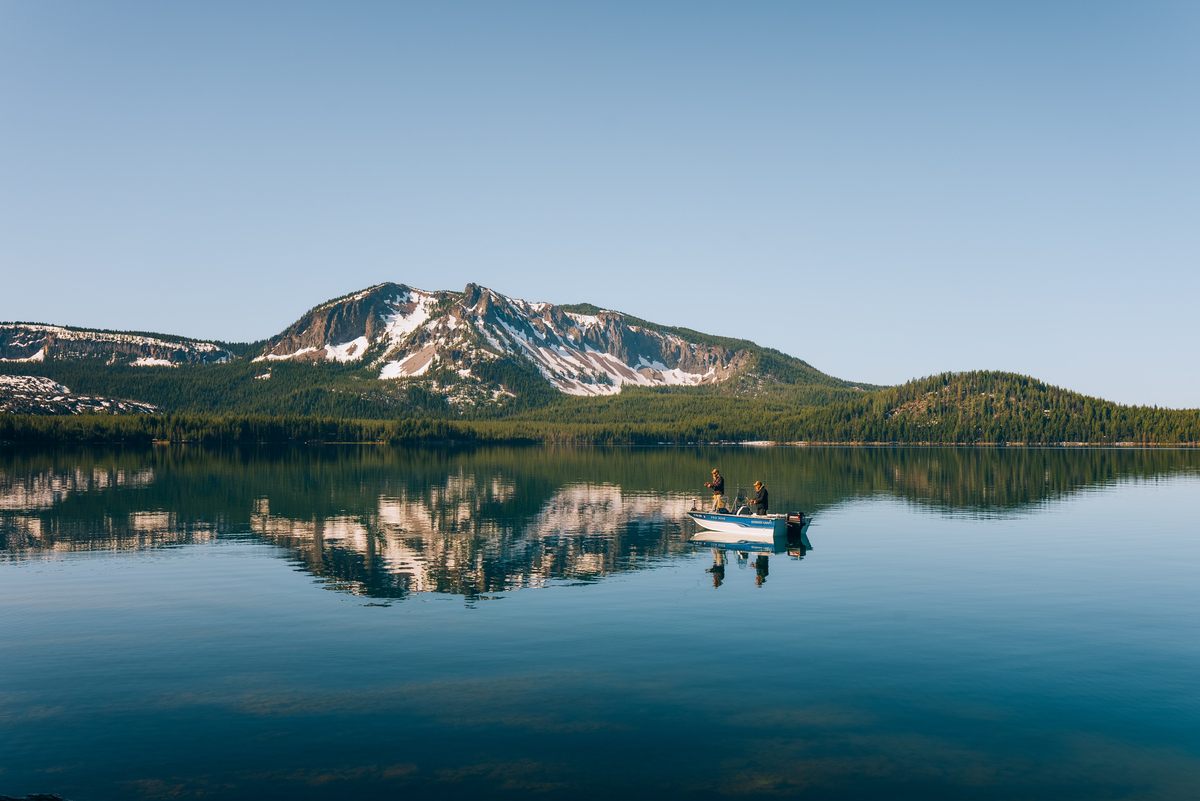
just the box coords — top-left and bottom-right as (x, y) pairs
(2, 2), (1197, 407)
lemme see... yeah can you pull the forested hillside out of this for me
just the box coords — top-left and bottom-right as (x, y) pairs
(3, 370), (1197, 445)
(0, 359), (457, 417)
(768, 371), (1200, 445)
(0, 348), (864, 419)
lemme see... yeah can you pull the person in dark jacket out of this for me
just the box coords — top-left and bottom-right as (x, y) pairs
(750, 481), (769, 515)
(705, 469), (726, 511)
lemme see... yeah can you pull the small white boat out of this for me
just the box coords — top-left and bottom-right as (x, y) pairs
(687, 510), (812, 553)
(686, 510), (789, 538)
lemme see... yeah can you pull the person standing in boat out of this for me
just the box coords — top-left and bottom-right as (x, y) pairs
(705, 469), (726, 511)
(750, 481), (769, 515)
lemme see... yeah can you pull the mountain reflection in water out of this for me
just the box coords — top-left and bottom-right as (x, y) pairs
(251, 484), (693, 599)
(2, 445), (1197, 601)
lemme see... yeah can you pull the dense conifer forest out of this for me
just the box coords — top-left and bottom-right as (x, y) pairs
(2, 365), (1197, 445)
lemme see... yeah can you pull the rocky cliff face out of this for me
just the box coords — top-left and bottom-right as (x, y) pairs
(255, 284), (458, 364)
(256, 282), (750, 396)
(0, 324), (230, 366)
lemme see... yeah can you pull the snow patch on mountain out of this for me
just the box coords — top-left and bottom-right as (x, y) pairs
(0, 375), (69, 395)
(374, 283), (747, 394)
(564, 312), (603, 328)
(325, 336), (369, 362)
(383, 290), (438, 347)
(253, 282), (750, 398)
(255, 347), (318, 362)
(0, 347), (45, 363)
(0, 375), (159, 415)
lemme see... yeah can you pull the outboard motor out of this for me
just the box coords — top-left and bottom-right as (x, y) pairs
(785, 512), (813, 550)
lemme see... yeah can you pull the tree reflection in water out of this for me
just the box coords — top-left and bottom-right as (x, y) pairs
(2, 444), (1197, 600)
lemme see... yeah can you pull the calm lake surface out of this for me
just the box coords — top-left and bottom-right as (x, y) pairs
(2, 445), (1199, 800)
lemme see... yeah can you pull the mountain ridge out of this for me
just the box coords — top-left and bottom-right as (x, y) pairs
(1, 281), (876, 415)
(247, 281), (876, 399)
(3, 281), (866, 400)
(0, 322), (232, 366)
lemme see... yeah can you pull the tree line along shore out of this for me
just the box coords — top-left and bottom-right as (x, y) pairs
(3, 371), (1198, 445)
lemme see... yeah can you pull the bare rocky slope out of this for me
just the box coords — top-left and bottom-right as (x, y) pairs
(1, 283), (874, 414)
(255, 282), (865, 397)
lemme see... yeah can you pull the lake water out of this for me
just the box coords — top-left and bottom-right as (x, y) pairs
(2, 445), (1199, 800)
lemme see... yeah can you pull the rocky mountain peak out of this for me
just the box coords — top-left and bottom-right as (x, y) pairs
(257, 282), (752, 396)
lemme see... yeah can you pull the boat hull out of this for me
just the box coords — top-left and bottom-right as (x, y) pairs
(686, 511), (788, 538)
(689, 511), (812, 555)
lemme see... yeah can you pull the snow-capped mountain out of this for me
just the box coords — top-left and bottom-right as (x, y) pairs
(256, 282), (751, 396)
(0, 323), (231, 366)
(2, 282), (870, 414)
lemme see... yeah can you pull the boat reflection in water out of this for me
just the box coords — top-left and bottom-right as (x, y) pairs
(689, 514), (812, 587)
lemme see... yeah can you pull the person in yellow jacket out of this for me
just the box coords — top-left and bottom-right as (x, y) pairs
(705, 469), (726, 511)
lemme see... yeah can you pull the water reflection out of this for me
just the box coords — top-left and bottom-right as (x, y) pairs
(1, 445), (1196, 601)
(250, 484), (693, 599)
(692, 519), (812, 588)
